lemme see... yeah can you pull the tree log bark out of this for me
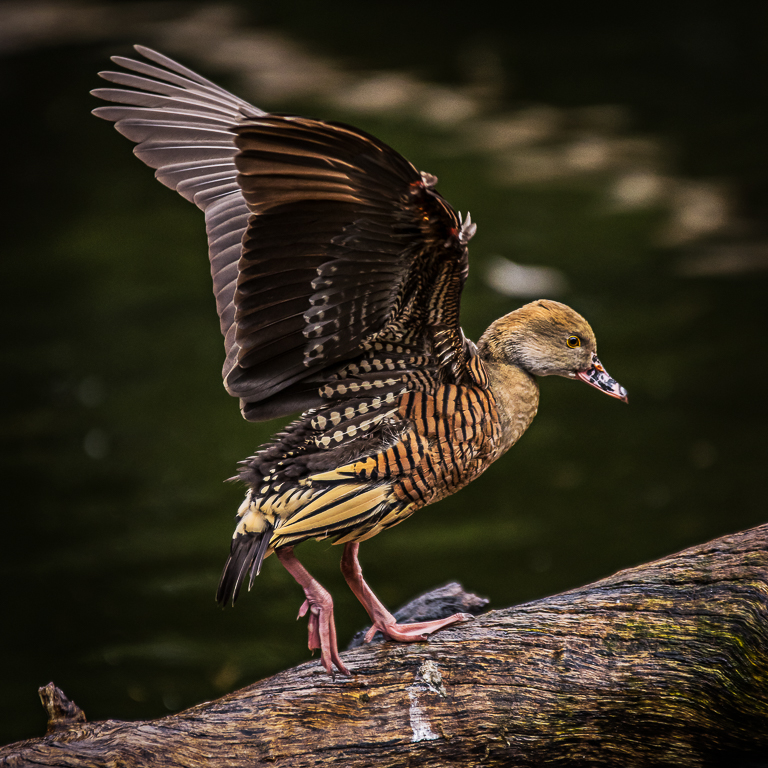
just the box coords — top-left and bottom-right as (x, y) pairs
(3, 524), (768, 767)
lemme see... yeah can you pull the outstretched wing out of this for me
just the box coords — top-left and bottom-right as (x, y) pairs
(92, 46), (477, 421)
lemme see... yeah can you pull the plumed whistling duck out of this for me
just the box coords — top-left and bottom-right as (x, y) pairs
(92, 46), (627, 675)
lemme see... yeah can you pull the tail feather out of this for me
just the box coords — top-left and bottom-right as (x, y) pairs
(216, 525), (273, 606)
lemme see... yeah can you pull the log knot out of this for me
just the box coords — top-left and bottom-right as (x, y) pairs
(38, 683), (86, 734)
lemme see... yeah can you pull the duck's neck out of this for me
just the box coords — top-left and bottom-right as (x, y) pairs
(480, 354), (540, 454)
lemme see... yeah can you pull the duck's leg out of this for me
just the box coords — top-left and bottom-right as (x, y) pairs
(341, 542), (473, 644)
(276, 546), (350, 675)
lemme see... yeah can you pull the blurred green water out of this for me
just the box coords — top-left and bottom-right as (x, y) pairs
(2, 4), (767, 746)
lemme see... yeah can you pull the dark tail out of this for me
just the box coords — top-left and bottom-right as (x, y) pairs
(216, 526), (273, 607)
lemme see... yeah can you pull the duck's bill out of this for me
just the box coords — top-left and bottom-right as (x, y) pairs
(576, 358), (628, 403)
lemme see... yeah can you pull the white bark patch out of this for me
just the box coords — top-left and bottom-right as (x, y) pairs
(407, 660), (446, 742)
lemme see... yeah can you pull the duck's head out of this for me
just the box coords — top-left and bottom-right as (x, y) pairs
(478, 299), (628, 402)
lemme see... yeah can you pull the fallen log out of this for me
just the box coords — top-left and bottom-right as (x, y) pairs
(3, 524), (768, 767)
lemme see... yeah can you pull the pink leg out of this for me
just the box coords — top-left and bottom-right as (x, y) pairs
(276, 546), (349, 675)
(340, 543), (473, 644)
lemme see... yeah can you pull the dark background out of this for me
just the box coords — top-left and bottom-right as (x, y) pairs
(2, 0), (767, 746)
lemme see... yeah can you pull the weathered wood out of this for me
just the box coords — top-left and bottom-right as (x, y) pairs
(3, 524), (768, 767)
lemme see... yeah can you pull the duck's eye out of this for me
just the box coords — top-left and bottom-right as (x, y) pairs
(566, 335), (581, 349)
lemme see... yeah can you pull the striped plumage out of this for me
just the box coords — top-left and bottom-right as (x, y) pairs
(93, 47), (627, 676)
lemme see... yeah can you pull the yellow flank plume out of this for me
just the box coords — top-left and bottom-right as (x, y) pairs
(334, 502), (416, 544)
(275, 485), (390, 537)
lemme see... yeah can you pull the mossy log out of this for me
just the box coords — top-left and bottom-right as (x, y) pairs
(3, 524), (768, 767)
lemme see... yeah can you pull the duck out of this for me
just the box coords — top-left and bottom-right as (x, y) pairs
(92, 46), (627, 676)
